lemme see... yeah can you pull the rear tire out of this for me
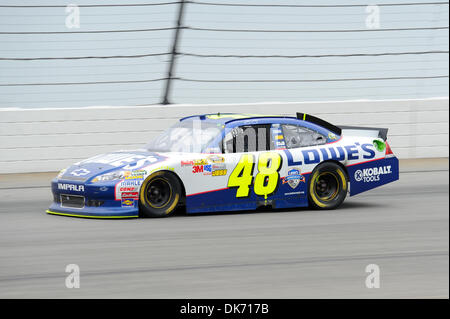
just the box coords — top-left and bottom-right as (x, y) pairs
(139, 171), (181, 218)
(308, 162), (348, 210)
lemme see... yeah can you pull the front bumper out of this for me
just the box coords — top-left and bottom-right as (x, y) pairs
(48, 178), (139, 218)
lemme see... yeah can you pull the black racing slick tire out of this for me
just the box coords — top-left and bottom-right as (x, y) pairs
(139, 171), (181, 218)
(308, 162), (348, 210)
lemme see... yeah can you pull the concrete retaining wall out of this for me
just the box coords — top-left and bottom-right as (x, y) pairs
(0, 97), (448, 173)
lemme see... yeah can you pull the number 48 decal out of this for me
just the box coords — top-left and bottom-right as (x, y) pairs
(228, 152), (282, 199)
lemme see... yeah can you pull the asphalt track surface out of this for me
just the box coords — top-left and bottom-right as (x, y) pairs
(0, 161), (448, 298)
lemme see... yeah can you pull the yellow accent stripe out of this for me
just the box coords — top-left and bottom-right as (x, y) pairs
(46, 210), (138, 219)
(303, 113), (307, 121)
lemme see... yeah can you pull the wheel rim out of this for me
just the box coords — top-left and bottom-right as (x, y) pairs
(314, 172), (340, 201)
(145, 178), (172, 208)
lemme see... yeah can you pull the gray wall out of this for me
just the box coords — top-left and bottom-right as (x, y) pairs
(0, 97), (448, 174)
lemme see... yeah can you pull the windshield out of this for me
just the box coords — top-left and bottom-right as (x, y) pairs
(145, 119), (223, 153)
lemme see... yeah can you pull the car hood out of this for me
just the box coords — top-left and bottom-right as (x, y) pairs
(59, 149), (169, 182)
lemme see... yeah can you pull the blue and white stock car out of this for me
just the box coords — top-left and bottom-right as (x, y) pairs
(47, 113), (399, 218)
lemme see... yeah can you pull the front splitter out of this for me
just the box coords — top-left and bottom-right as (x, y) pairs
(46, 210), (138, 219)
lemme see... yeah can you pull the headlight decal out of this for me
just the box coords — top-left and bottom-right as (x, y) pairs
(92, 170), (127, 183)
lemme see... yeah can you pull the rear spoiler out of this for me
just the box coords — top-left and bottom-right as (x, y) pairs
(296, 113), (342, 136)
(339, 126), (389, 141)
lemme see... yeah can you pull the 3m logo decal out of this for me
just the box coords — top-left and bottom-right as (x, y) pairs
(192, 165), (203, 173)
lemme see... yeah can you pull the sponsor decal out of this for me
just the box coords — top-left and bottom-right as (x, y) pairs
(192, 163), (217, 175)
(328, 132), (338, 140)
(207, 155), (225, 163)
(281, 168), (305, 189)
(284, 191), (305, 196)
(119, 186), (137, 192)
(354, 165), (392, 183)
(70, 168), (90, 177)
(99, 186), (109, 192)
(183, 159), (208, 167)
(211, 163), (227, 176)
(192, 165), (203, 174)
(212, 169), (227, 176)
(122, 192), (139, 200)
(284, 143), (378, 166)
(119, 180), (141, 187)
(115, 180), (142, 200)
(121, 198), (135, 208)
(124, 175), (144, 180)
(373, 140), (386, 152)
(58, 183), (84, 192)
(124, 169), (146, 180)
(193, 159), (208, 166)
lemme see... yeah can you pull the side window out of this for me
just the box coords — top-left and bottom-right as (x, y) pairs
(223, 124), (272, 153)
(282, 124), (326, 148)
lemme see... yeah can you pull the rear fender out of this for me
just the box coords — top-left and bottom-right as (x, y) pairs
(346, 157), (399, 196)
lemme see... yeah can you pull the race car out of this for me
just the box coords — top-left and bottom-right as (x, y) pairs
(47, 113), (399, 218)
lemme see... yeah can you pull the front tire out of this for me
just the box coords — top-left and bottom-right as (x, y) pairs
(308, 162), (348, 210)
(139, 171), (181, 217)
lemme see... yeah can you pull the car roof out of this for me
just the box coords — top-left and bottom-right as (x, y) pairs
(180, 112), (341, 141)
(180, 113), (296, 125)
